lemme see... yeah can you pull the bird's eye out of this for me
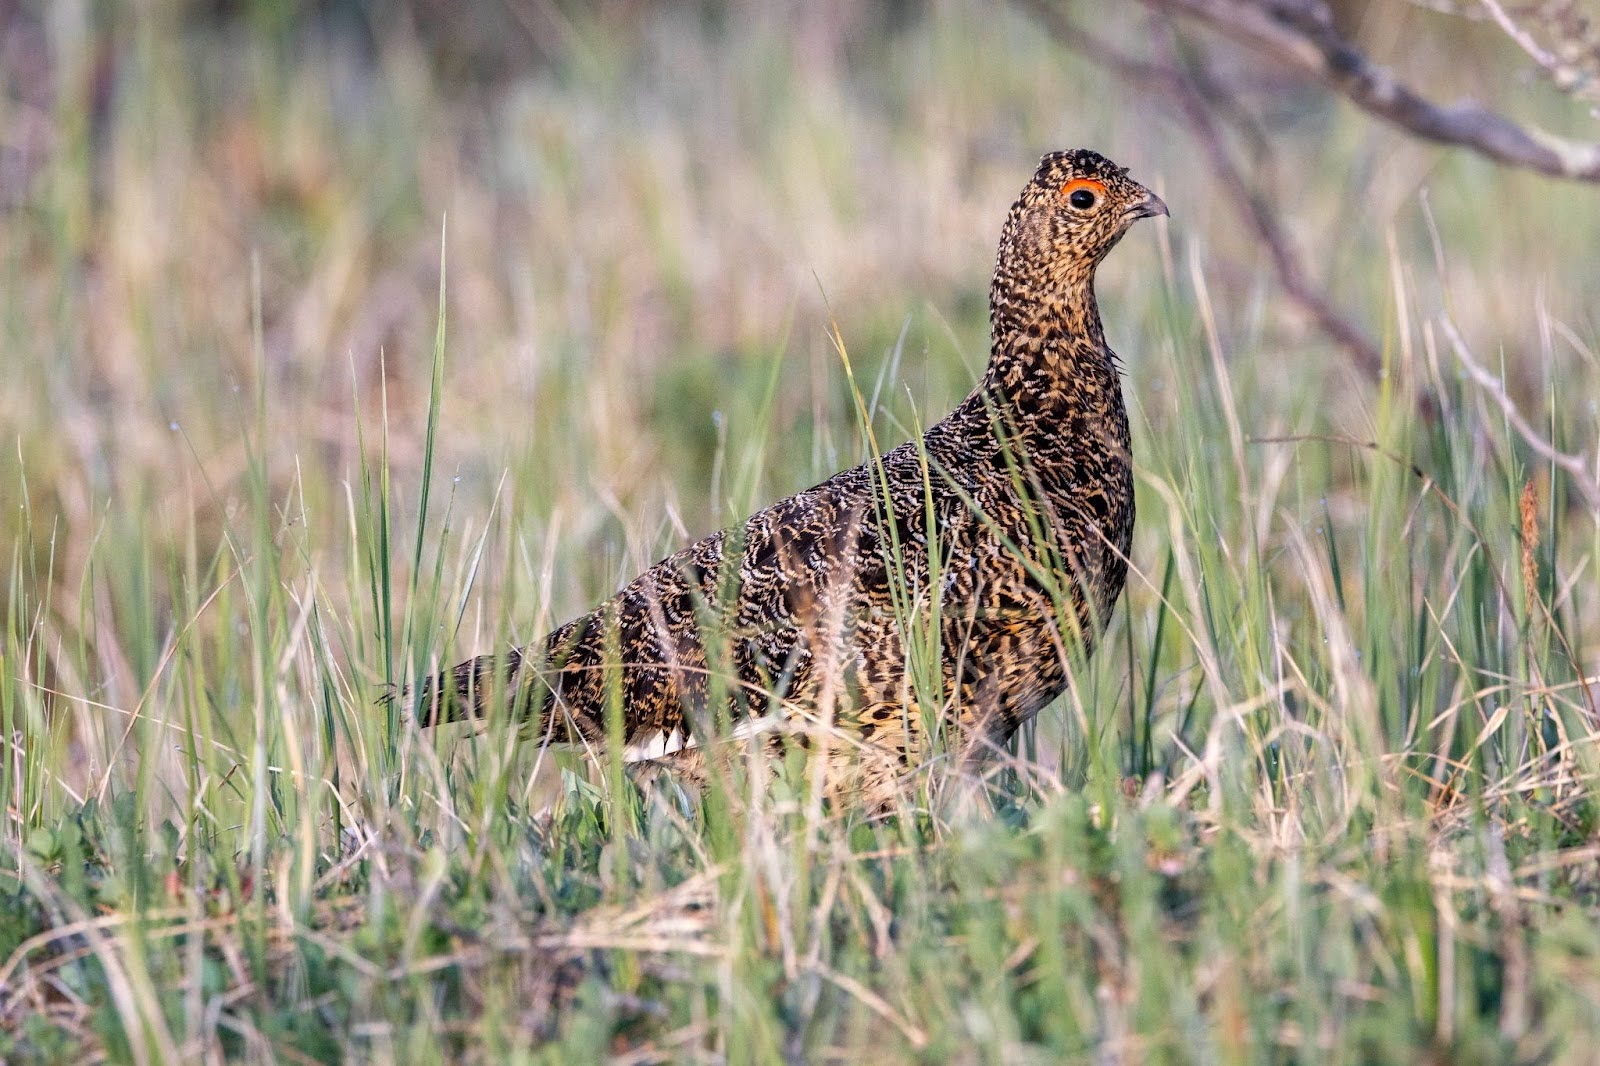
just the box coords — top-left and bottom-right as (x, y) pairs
(1062, 178), (1105, 212)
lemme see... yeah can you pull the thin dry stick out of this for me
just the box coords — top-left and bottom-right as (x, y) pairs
(1146, 0), (1600, 181)
(1437, 315), (1600, 512)
(1160, 31), (1390, 388)
(1440, 0), (1600, 103)
(1480, 0), (1563, 73)
(810, 963), (930, 1050)
(1019, 0), (1391, 394)
(1250, 432), (1597, 714)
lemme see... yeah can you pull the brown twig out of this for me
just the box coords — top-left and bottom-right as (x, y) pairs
(1420, 0), (1600, 105)
(1157, 26), (1391, 387)
(1019, 0), (1392, 393)
(1438, 315), (1600, 512)
(1146, 0), (1600, 181)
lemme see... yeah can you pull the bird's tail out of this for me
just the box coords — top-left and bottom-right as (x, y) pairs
(406, 647), (531, 727)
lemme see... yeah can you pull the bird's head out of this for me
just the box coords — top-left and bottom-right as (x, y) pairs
(994, 149), (1167, 303)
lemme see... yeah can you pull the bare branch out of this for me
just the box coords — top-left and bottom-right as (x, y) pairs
(1146, 0), (1600, 181)
(1157, 31), (1391, 388)
(1480, 0), (1564, 74)
(1444, 0), (1600, 104)
(1018, 0), (1395, 396)
(1439, 316), (1600, 512)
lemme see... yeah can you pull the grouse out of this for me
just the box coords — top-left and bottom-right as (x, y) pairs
(413, 149), (1166, 804)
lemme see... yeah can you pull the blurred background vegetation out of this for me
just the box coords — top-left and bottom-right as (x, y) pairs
(3, 0), (1599, 1060)
(5, 0), (1595, 652)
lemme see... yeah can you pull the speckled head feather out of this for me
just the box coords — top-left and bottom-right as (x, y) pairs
(1036, 148), (1129, 182)
(990, 151), (1166, 342)
(985, 150), (1164, 398)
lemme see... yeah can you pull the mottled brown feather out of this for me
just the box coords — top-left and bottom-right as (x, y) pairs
(411, 149), (1166, 804)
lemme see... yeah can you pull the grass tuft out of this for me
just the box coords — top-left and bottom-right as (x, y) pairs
(2, 2), (1598, 1060)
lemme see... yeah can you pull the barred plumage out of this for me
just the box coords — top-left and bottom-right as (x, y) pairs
(413, 149), (1167, 804)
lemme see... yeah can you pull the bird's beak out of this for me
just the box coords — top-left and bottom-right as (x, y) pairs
(1125, 189), (1169, 221)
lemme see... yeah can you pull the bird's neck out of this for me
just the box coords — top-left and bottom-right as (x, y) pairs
(981, 269), (1118, 417)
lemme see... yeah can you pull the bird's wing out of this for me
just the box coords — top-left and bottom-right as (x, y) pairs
(411, 463), (882, 748)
